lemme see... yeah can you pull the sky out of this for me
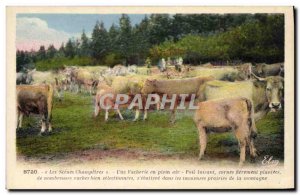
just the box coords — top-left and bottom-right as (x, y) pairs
(16, 14), (149, 51)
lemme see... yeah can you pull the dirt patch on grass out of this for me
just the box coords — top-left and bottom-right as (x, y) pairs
(18, 148), (185, 164)
(17, 145), (280, 168)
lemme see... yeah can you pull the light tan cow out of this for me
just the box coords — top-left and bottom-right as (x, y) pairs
(194, 97), (257, 166)
(199, 75), (284, 121)
(94, 82), (124, 121)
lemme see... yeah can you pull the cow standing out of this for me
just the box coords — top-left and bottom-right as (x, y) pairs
(142, 76), (214, 123)
(17, 84), (54, 134)
(200, 75), (284, 121)
(194, 97), (257, 166)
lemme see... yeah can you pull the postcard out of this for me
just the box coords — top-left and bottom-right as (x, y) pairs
(6, 6), (294, 189)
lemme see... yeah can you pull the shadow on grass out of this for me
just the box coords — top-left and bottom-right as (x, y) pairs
(17, 126), (64, 138)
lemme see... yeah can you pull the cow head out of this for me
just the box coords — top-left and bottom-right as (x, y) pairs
(253, 73), (284, 112)
(237, 63), (252, 80)
(255, 63), (265, 76)
(279, 64), (284, 77)
(141, 79), (157, 94)
(25, 68), (35, 84)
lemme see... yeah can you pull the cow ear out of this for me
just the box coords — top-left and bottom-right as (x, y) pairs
(253, 80), (264, 87)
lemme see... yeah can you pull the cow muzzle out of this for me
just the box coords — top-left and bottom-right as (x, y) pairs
(269, 102), (281, 112)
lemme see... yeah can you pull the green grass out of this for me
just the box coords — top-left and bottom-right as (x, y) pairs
(16, 92), (284, 160)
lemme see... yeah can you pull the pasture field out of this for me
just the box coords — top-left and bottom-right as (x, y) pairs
(16, 91), (284, 164)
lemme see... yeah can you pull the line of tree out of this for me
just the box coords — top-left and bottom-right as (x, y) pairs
(16, 13), (284, 71)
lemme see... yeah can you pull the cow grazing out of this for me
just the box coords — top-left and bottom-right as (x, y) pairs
(70, 68), (98, 94)
(17, 84), (54, 134)
(53, 77), (70, 101)
(194, 97), (257, 166)
(141, 76), (214, 123)
(253, 63), (284, 77)
(200, 75), (284, 121)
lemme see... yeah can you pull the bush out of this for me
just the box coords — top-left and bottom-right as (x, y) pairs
(104, 53), (122, 67)
(35, 57), (95, 71)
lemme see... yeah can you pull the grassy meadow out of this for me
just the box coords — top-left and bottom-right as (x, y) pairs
(16, 91), (284, 163)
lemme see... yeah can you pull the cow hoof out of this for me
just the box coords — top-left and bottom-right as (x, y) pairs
(250, 157), (256, 163)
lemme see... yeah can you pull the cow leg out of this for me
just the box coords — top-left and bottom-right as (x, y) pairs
(169, 99), (178, 123)
(133, 109), (140, 121)
(238, 138), (247, 166)
(77, 84), (80, 93)
(18, 112), (23, 128)
(41, 119), (47, 134)
(73, 83), (76, 93)
(249, 138), (257, 158)
(116, 109), (124, 120)
(105, 109), (109, 121)
(156, 102), (160, 110)
(78, 84), (82, 93)
(143, 109), (148, 120)
(48, 122), (52, 132)
(197, 122), (207, 160)
(169, 109), (176, 124)
(94, 103), (100, 117)
(16, 110), (20, 129)
(89, 85), (93, 95)
(48, 113), (52, 132)
(59, 90), (64, 101)
(58, 90), (63, 101)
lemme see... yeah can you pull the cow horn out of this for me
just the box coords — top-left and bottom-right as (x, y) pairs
(252, 73), (266, 81)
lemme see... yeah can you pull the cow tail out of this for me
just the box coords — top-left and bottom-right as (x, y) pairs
(244, 98), (257, 139)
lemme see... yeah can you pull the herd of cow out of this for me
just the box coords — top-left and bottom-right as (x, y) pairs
(16, 62), (284, 165)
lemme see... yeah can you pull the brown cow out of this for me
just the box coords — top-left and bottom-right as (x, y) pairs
(141, 76), (214, 123)
(194, 97), (257, 166)
(253, 63), (284, 77)
(17, 84), (54, 134)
